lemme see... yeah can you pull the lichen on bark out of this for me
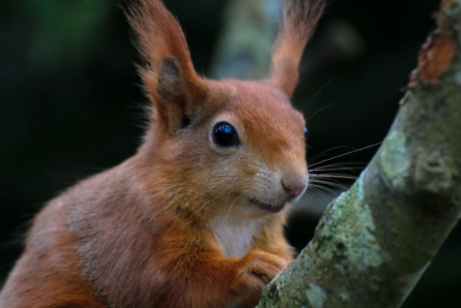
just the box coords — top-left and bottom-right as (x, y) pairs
(211, 0), (461, 307)
(256, 1), (461, 307)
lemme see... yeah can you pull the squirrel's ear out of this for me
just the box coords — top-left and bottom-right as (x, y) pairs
(154, 56), (192, 132)
(126, 0), (207, 134)
(270, 0), (326, 98)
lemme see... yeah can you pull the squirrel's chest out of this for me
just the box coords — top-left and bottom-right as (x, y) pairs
(209, 216), (263, 258)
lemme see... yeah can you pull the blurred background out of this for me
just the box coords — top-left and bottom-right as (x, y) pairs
(1, 0), (459, 306)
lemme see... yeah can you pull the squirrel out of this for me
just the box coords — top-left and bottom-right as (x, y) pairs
(0, 0), (326, 307)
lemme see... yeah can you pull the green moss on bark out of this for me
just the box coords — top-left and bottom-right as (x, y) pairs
(258, 1), (461, 307)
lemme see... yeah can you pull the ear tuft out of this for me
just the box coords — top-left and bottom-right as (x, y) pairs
(270, 0), (327, 97)
(126, 0), (208, 135)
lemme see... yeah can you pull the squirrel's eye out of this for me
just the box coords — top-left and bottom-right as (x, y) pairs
(304, 127), (308, 140)
(212, 122), (239, 147)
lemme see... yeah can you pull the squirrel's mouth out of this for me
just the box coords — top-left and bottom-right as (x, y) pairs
(250, 199), (285, 213)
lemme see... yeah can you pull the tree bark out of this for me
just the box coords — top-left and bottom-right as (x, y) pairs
(256, 1), (461, 307)
(212, 0), (461, 307)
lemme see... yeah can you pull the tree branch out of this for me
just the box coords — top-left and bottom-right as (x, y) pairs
(208, 0), (279, 79)
(256, 0), (461, 307)
(211, 0), (461, 306)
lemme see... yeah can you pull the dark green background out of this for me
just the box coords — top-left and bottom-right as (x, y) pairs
(1, 0), (459, 307)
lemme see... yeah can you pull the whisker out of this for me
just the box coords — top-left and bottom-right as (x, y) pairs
(309, 184), (340, 198)
(306, 103), (336, 126)
(309, 166), (364, 172)
(305, 76), (343, 116)
(306, 185), (331, 203)
(315, 177), (345, 187)
(310, 162), (367, 170)
(310, 174), (357, 180)
(309, 179), (349, 190)
(226, 194), (244, 221)
(309, 143), (381, 168)
(307, 146), (355, 164)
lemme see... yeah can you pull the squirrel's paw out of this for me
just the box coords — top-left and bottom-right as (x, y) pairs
(235, 250), (288, 291)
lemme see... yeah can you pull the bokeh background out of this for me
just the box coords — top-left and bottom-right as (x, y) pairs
(1, 0), (459, 306)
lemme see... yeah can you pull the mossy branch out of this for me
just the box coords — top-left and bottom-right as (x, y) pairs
(255, 0), (461, 307)
(211, 0), (461, 306)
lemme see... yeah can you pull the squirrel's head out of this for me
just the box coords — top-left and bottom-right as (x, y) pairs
(127, 0), (325, 218)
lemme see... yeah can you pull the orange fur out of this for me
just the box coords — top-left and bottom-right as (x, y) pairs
(271, 0), (326, 97)
(0, 0), (325, 307)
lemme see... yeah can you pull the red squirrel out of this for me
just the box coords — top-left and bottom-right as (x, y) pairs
(0, 0), (326, 307)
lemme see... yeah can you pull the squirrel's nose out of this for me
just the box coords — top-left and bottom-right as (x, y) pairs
(281, 177), (308, 197)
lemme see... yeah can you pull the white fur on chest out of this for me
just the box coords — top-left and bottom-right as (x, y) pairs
(209, 216), (263, 258)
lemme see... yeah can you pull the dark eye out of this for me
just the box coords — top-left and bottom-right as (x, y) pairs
(212, 122), (239, 147)
(304, 127), (308, 140)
